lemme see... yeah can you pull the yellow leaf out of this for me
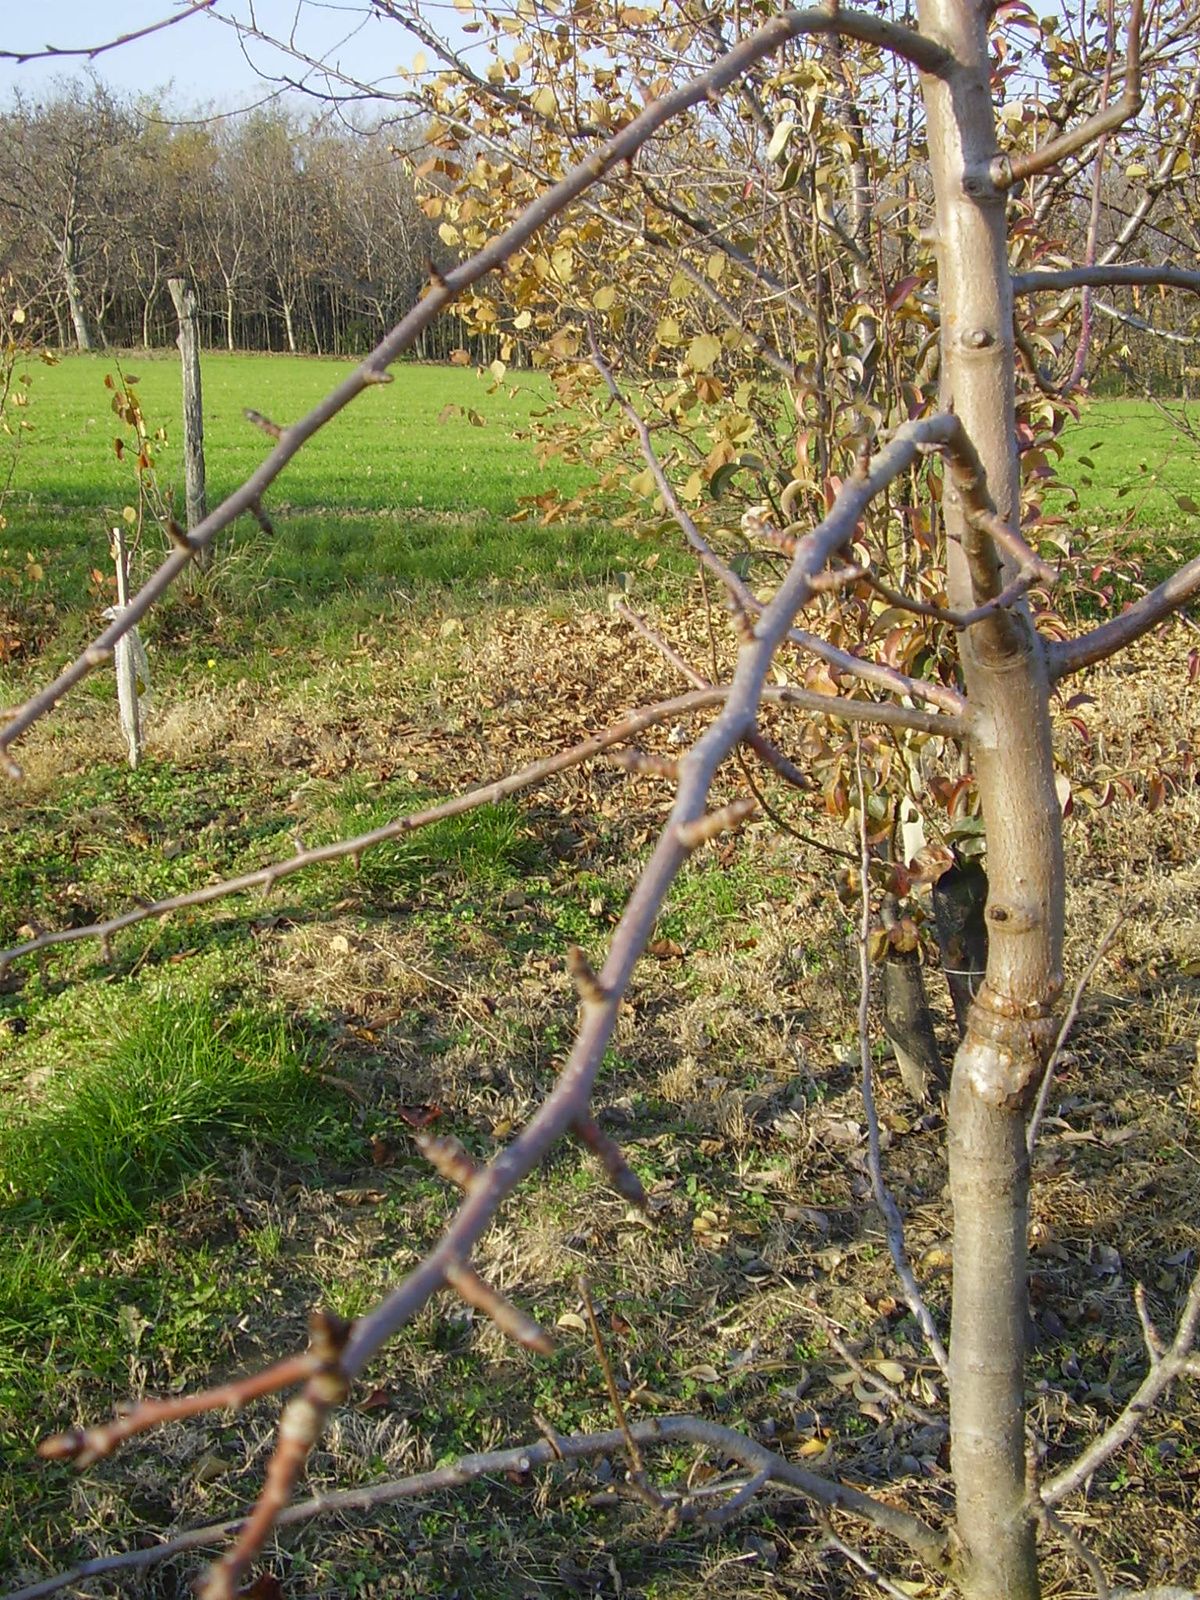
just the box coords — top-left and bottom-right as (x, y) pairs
(412, 50), (427, 74)
(705, 252), (726, 282)
(489, 359), (506, 383)
(655, 316), (681, 347)
(122, 505), (137, 524)
(438, 222), (460, 246)
(10, 306), (25, 325)
(592, 284), (617, 311)
(531, 85), (557, 117)
(686, 333), (722, 373)
(513, 309), (532, 329)
(454, 0), (473, 11)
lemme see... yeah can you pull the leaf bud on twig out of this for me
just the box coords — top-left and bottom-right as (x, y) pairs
(676, 796), (758, 851)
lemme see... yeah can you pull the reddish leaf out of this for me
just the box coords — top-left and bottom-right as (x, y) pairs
(398, 1103), (442, 1129)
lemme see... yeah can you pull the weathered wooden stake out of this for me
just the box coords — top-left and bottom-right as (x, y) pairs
(167, 276), (208, 567)
(110, 524), (142, 769)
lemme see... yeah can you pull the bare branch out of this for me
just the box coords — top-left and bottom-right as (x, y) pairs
(0, 679), (964, 976)
(1026, 912), (1127, 1155)
(1013, 264), (1200, 297)
(991, 0), (1144, 189)
(0, 1), (216, 64)
(1033, 1500), (1111, 1600)
(0, 688), (726, 972)
(4, 1416), (950, 1600)
(37, 1345), (319, 1470)
(1048, 552), (1200, 679)
(1042, 1255), (1200, 1506)
(854, 735), (950, 1374)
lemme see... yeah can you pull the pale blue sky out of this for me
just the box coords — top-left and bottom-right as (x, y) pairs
(0, 0), (427, 111)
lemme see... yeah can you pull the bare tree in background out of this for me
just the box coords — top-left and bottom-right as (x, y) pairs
(4, 3), (1200, 1599)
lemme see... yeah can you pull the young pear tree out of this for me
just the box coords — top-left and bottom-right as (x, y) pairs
(4, 3), (1200, 1599)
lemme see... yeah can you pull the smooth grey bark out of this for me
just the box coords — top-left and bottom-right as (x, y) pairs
(62, 249), (93, 351)
(918, 2), (1067, 1597)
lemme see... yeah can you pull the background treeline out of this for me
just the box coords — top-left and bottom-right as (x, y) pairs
(1, 80), (1197, 393)
(0, 83), (484, 361)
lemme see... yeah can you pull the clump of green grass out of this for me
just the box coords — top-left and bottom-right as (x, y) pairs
(0, 988), (323, 1237)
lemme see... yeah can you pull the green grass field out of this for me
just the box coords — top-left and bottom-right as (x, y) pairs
(1, 358), (1198, 1597)
(0, 353), (659, 700)
(1051, 395), (1200, 554)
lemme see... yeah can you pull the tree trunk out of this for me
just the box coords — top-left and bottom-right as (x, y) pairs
(63, 252), (94, 351)
(918, 4), (1066, 1598)
(281, 295), (297, 354)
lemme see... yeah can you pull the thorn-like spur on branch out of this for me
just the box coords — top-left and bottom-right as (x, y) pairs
(165, 517), (196, 556)
(249, 498), (275, 537)
(6, 1417), (950, 1600)
(572, 1114), (649, 1209)
(243, 407), (284, 440)
(1041, 1254), (1200, 1507)
(1048, 551), (1200, 680)
(990, 0), (1143, 189)
(675, 796), (758, 851)
(194, 1312), (353, 1600)
(854, 737), (950, 1375)
(608, 748), (680, 780)
(0, 1), (215, 64)
(0, 688), (728, 972)
(1013, 263), (1200, 298)
(0, 7), (948, 771)
(415, 1132), (481, 1190)
(567, 945), (610, 1007)
(745, 728), (812, 791)
(443, 1259), (554, 1354)
(36, 1344), (321, 1470)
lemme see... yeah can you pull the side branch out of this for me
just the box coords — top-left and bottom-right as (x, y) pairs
(0, 1), (215, 63)
(5, 1417), (949, 1600)
(1041, 1256), (1200, 1506)
(991, 0), (1143, 189)
(0, 684), (965, 974)
(1048, 552), (1200, 679)
(0, 689), (726, 972)
(1013, 264), (1200, 297)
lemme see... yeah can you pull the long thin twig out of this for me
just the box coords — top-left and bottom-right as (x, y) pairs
(1026, 911), (1126, 1155)
(854, 734), (950, 1375)
(0, 680), (964, 974)
(818, 1512), (925, 1600)
(4, 1415), (950, 1600)
(1042, 1255), (1200, 1505)
(1033, 1500), (1111, 1600)
(0, 1), (216, 63)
